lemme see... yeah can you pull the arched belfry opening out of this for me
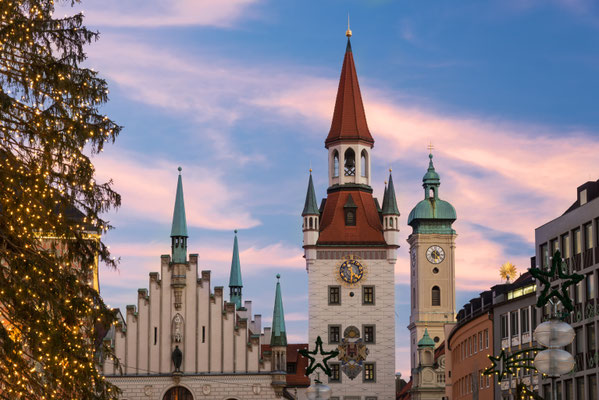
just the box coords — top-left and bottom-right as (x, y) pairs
(360, 149), (368, 178)
(344, 148), (355, 176)
(432, 286), (441, 306)
(332, 150), (340, 177)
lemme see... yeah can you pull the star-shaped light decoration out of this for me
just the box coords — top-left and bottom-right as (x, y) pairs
(529, 250), (583, 313)
(298, 336), (340, 380)
(483, 348), (540, 381)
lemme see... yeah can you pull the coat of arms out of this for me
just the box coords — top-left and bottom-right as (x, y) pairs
(337, 326), (369, 380)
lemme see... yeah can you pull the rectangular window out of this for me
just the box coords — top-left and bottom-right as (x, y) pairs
(473, 334), (477, 353)
(501, 314), (509, 339)
(468, 337), (472, 356)
(587, 323), (596, 352)
(589, 375), (597, 400)
(479, 370), (484, 389)
(562, 233), (571, 258)
(521, 308), (530, 334)
(587, 273), (595, 300)
(363, 286), (375, 305)
(363, 363), (376, 382)
(485, 329), (489, 348)
(364, 325), (375, 344)
(531, 306), (538, 330)
(286, 362), (297, 374)
(576, 279), (584, 304)
(202, 326), (205, 343)
(574, 228), (582, 254)
(541, 243), (549, 268)
(585, 222), (593, 250)
(511, 311), (519, 336)
(328, 325), (341, 344)
(329, 363), (341, 382)
(575, 327), (583, 353)
(551, 238), (559, 256)
(154, 327), (157, 345)
(576, 377), (584, 400)
(565, 379), (573, 400)
(478, 332), (483, 351)
(328, 286), (341, 305)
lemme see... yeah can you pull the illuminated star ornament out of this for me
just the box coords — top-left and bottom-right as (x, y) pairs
(529, 250), (583, 312)
(299, 336), (340, 379)
(499, 262), (517, 283)
(483, 348), (540, 381)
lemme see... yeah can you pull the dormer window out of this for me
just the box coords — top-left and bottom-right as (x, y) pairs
(344, 194), (357, 226)
(344, 148), (355, 176)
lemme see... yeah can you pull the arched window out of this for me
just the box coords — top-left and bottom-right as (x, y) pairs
(361, 150), (368, 177)
(344, 148), (355, 176)
(333, 151), (339, 177)
(309, 217), (313, 229)
(389, 218), (393, 228)
(429, 188), (435, 199)
(163, 386), (193, 400)
(432, 286), (441, 306)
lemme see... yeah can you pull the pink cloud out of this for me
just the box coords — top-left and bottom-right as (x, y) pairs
(57, 0), (259, 28)
(94, 149), (260, 230)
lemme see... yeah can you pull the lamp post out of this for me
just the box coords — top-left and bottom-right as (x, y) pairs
(306, 373), (332, 400)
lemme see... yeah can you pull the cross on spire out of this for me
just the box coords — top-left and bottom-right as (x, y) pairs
(427, 141), (434, 154)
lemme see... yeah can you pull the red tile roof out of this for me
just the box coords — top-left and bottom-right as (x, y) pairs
(325, 40), (374, 148)
(318, 189), (385, 245)
(397, 378), (412, 400)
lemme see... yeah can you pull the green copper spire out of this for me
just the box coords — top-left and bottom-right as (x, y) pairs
(418, 328), (435, 348)
(170, 167), (188, 263)
(270, 274), (287, 347)
(407, 153), (456, 234)
(302, 171), (320, 216)
(382, 171), (400, 215)
(229, 230), (243, 309)
(381, 181), (388, 213)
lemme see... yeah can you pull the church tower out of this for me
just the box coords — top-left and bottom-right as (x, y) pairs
(302, 30), (396, 399)
(228, 230), (243, 309)
(407, 153), (457, 371)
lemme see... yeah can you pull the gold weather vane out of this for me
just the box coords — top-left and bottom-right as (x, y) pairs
(427, 141), (434, 153)
(346, 13), (352, 37)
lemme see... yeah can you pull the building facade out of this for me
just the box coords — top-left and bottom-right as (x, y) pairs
(407, 153), (457, 371)
(302, 33), (397, 400)
(535, 179), (599, 400)
(407, 330), (447, 400)
(102, 170), (291, 400)
(446, 292), (494, 400)
(492, 272), (539, 400)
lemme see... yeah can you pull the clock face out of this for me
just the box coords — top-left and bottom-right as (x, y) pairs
(337, 256), (365, 286)
(426, 245), (445, 264)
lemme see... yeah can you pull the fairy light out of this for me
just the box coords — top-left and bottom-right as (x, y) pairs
(0, 1), (121, 398)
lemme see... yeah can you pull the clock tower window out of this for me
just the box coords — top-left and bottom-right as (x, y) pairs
(432, 286), (441, 306)
(333, 150), (339, 177)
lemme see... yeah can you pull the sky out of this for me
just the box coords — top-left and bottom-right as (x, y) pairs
(58, 0), (599, 377)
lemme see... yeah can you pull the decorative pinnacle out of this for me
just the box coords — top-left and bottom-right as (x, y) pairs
(309, 168), (312, 173)
(234, 229), (238, 234)
(346, 13), (352, 37)
(389, 167), (392, 173)
(276, 273), (281, 280)
(177, 166), (182, 174)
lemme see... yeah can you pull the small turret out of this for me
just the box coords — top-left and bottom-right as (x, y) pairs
(228, 230), (243, 309)
(170, 167), (188, 264)
(382, 170), (400, 249)
(417, 328), (435, 368)
(302, 171), (320, 248)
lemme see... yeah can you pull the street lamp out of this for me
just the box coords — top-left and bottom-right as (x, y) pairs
(306, 378), (332, 400)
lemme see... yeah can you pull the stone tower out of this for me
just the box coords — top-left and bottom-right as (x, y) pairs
(303, 32), (396, 399)
(407, 153), (457, 371)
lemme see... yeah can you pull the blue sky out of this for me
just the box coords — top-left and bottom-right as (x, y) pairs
(61, 0), (599, 376)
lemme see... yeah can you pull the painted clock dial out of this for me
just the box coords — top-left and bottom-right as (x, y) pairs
(426, 245), (445, 264)
(338, 257), (365, 286)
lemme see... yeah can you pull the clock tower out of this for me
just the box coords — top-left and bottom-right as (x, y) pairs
(302, 31), (397, 400)
(407, 153), (457, 372)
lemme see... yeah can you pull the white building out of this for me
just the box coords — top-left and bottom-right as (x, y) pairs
(102, 169), (291, 400)
(302, 32), (397, 400)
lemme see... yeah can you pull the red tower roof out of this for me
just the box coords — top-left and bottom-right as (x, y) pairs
(325, 39), (374, 148)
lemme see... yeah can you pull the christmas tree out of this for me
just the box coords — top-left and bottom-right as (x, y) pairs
(0, 1), (121, 398)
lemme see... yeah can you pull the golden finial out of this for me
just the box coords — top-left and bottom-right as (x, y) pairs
(389, 167), (392, 173)
(346, 13), (352, 37)
(309, 168), (312, 173)
(499, 262), (517, 283)
(427, 141), (434, 153)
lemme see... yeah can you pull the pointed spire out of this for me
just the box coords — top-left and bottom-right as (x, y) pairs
(382, 170), (400, 215)
(170, 167), (188, 263)
(302, 171), (320, 216)
(228, 230), (243, 308)
(325, 32), (374, 148)
(381, 180), (388, 213)
(170, 167), (188, 238)
(422, 153), (441, 198)
(270, 274), (287, 347)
